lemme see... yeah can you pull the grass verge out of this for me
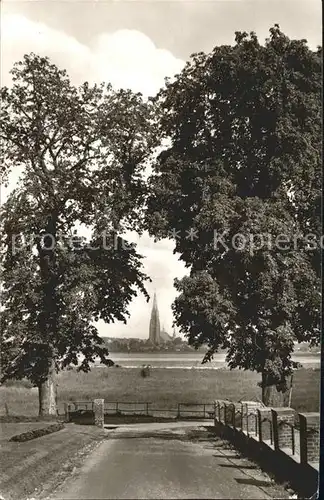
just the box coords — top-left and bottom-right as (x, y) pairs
(0, 424), (108, 500)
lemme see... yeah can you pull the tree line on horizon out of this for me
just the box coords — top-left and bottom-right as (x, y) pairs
(103, 336), (206, 353)
(0, 25), (321, 414)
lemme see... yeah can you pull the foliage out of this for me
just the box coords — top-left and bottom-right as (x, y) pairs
(0, 54), (159, 388)
(146, 26), (321, 392)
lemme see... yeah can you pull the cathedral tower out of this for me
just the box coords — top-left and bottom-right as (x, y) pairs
(149, 292), (161, 345)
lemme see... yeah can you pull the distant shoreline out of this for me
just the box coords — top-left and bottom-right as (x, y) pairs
(107, 350), (320, 357)
(78, 351), (320, 370)
(102, 351), (321, 370)
(292, 351), (321, 356)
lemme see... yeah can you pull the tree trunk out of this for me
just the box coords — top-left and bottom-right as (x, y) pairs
(262, 384), (285, 407)
(38, 361), (57, 416)
(261, 372), (291, 407)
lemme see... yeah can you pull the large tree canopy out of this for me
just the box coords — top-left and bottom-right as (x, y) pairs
(146, 26), (321, 404)
(0, 54), (158, 414)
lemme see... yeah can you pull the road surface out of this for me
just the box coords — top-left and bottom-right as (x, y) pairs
(50, 422), (289, 499)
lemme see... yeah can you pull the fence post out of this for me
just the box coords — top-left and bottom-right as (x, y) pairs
(116, 402), (119, 414)
(177, 403), (180, 419)
(299, 412), (320, 464)
(241, 402), (247, 432)
(257, 408), (272, 443)
(224, 403), (234, 426)
(241, 401), (263, 435)
(231, 404), (235, 427)
(146, 402), (149, 416)
(271, 408), (295, 451)
(233, 403), (242, 429)
(93, 399), (105, 428)
(64, 403), (69, 422)
(203, 404), (206, 419)
(224, 403), (228, 424)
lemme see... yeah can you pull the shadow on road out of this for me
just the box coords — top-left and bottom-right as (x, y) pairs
(235, 477), (273, 487)
(219, 463), (259, 470)
(213, 453), (241, 459)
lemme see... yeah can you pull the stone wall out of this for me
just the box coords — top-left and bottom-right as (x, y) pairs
(214, 400), (319, 498)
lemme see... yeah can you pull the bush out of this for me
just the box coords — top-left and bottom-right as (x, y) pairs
(0, 415), (63, 423)
(3, 379), (33, 389)
(9, 423), (64, 442)
(140, 365), (150, 378)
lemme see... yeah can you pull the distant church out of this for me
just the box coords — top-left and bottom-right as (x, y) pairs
(149, 292), (174, 345)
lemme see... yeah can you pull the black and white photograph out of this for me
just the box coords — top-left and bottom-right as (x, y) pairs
(0, 1), (321, 499)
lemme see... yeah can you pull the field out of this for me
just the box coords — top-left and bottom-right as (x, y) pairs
(0, 366), (320, 417)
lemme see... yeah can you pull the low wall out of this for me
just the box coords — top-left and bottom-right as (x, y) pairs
(213, 400), (319, 498)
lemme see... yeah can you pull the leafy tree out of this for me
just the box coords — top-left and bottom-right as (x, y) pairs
(146, 26), (321, 405)
(0, 54), (158, 415)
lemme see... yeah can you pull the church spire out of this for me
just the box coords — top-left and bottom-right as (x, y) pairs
(149, 291), (160, 345)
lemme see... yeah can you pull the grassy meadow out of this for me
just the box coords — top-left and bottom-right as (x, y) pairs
(0, 366), (320, 417)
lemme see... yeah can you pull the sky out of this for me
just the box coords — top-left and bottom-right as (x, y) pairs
(0, 0), (322, 339)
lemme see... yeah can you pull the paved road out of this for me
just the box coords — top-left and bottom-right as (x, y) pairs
(50, 422), (288, 500)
